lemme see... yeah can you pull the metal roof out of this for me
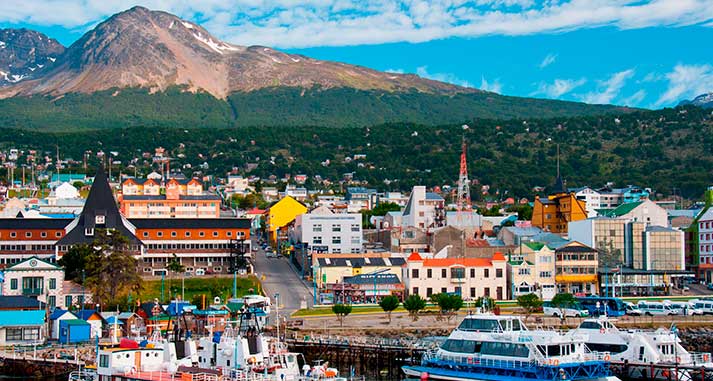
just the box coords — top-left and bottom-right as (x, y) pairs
(0, 296), (46, 310)
(0, 310), (45, 326)
(317, 257), (406, 267)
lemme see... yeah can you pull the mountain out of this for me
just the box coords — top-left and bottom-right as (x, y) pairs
(1, 6), (467, 99)
(680, 93), (713, 109)
(0, 28), (65, 86)
(0, 6), (632, 129)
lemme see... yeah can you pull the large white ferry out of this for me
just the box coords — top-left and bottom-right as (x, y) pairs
(402, 314), (619, 381)
(567, 316), (713, 380)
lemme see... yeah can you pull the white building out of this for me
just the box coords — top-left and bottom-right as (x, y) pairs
(402, 252), (508, 300)
(227, 176), (249, 193)
(292, 206), (362, 254)
(402, 186), (445, 229)
(1, 257), (88, 310)
(572, 187), (601, 218)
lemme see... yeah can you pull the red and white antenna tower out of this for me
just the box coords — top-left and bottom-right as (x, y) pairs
(456, 134), (472, 212)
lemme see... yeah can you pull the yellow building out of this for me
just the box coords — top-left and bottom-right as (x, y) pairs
(555, 241), (599, 295)
(265, 196), (308, 244)
(531, 176), (587, 233)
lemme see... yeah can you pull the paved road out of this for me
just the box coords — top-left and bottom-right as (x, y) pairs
(252, 238), (313, 318)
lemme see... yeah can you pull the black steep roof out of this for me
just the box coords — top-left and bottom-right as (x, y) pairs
(57, 166), (141, 246)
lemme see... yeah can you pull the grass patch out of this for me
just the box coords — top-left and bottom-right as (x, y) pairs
(139, 276), (260, 306)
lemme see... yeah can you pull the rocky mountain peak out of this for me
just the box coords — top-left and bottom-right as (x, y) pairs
(0, 28), (65, 86)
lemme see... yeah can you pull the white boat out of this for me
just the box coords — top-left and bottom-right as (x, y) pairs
(567, 316), (713, 380)
(403, 314), (619, 381)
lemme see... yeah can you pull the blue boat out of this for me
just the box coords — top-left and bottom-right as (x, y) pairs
(403, 314), (620, 381)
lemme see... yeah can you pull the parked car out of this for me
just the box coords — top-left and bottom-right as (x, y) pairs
(625, 302), (642, 316)
(637, 301), (680, 316)
(195, 268), (206, 276)
(692, 300), (713, 314)
(542, 301), (589, 318)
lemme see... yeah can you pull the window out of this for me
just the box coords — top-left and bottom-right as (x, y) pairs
(313, 224), (322, 232)
(143, 231), (149, 238)
(25, 232), (32, 238)
(10, 279), (17, 290)
(213, 232), (219, 237)
(41, 232), (47, 238)
(85, 228), (94, 236)
(441, 269), (447, 278)
(6, 328), (22, 341)
(95, 215), (105, 224)
(99, 354), (109, 368)
(313, 236), (322, 244)
(412, 287), (419, 295)
(199, 231), (205, 237)
(48, 296), (56, 308)
(441, 287), (447, 293)
(470, 269), (476, 278)
(10, 232), (16, 238)
(56, 232), (62, 238)
(332, 225), (341, 232)
(426, 288), (433, 297)
(351, 237), (360, 244)
(412, 269), (419, 278)
(157, 231), (163, 237)
(185, 231), (191, 237)
(65, 295), (72, 308)
(171, 231), (177, 237)
(470, 288), (476, 298)
(427, 269), (432, 278)
(332, 236), (341, 244)
(451, 267), (465, 279)
(484, 287), (490, 297)
(484, 269), (490, 278)
(540, 271), (552, 278)
(351, 224), (360, 232)
(496, 269), (503, 278)
(49, 278), (57, 289)
(518, 268), (530, 275)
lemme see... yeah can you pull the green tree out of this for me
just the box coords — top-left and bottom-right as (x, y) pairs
(550, 292), (577, 322)
(475, 296), (495, 311)
(58, 244), (94, 284)
(431, 293), (464, 321)
(378, 295), (400, 323)
(516, 293), (543, 321)
(166, 253), (185, 300)
(403, 294), (426, 321)
(332, 304), (353, 327)
(83, 229), (143, 307)
(597, 240), (623, 269)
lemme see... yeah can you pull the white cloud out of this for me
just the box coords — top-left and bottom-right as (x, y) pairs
(480, 76), (503, 94)
(416, 66), (473, 88)
(656, 63), (713, 106)
(539, 53), (557, 69)
(534, 78), (586, 98)
(582, 69), (636, 104)
(0, 1), (712, 48)
(622, 89), (647, 106)
(384, 68), (405, 74)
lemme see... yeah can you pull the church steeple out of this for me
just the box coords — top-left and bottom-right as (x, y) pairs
(550, 144), (566, 195)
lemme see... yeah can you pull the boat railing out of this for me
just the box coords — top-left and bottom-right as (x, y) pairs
(67, 371), (94, 381)
(688, 352), (713, 365)
(425, 351), (539, 370)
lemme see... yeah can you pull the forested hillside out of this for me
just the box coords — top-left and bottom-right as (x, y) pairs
(0, 86), (628, 131)
(0, 106), (710, 199)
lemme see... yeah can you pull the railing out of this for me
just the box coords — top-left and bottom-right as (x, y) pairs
(689, 352), (713, 365)
(424, 350), (538, 370)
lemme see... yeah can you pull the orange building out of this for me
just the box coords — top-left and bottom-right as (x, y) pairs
(120, 177), (221, 218)
(531, 176), (587, 233)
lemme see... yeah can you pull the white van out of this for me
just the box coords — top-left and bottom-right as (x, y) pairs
(692, 300), (713, 315)
(543, 301), (589, 318)
(637, 301), (679, 316)
(667, 301), (703, 315)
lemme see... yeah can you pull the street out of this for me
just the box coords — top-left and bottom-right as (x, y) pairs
(251, 238), (314, 317)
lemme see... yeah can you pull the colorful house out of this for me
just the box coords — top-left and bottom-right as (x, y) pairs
(59, 319), (91, 344)
(75, 309), (105, 338)
(0, 310), (45, 345)
(49, 309), (78, 340)
(555, 241), (599, 295)
(531, 176), (587, 233)
(265, 196), (307, 245)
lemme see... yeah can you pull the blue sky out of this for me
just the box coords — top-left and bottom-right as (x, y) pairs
(1, 0), (712, 108)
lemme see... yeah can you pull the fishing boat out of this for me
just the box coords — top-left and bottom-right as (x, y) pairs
(402, 314), (619, 381)
(567, 316), (713, 380)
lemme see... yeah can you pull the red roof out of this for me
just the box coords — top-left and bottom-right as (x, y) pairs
(407, 252), (423, 261)
(492, 252), (506, 261)
(422, 258), (492, 267)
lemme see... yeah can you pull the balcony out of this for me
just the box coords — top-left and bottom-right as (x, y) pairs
(450, 277), (466, 284)
(22, 288), (43, 296)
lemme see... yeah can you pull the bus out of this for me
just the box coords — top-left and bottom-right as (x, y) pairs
(575, 296), (627, 317)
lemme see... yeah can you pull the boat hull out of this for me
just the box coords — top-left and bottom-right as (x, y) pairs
(402, 365), (621, 381)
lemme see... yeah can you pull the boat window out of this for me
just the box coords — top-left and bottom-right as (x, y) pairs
(441, 339), (481, 353)
(481, 342), (529, 358)
(458, 319), (501, 332)
(538, 345), (560, 356)
(511, 319), (522, 331)
(587, 343), (628, 354)
(579, 321), (602, 329)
